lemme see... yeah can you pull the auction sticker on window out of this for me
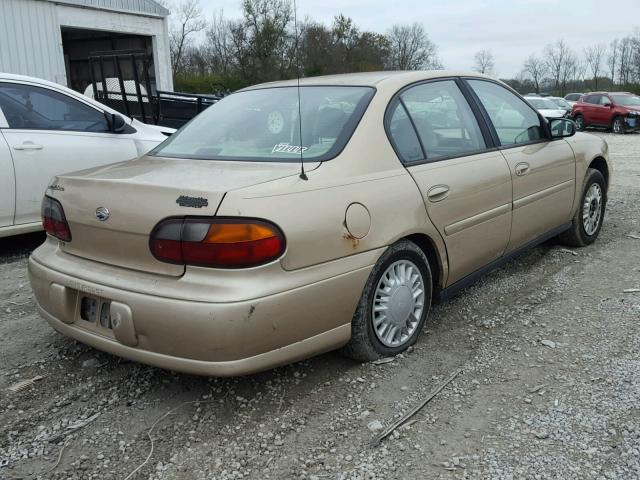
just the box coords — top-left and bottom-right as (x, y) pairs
(272, 143), (308, 154)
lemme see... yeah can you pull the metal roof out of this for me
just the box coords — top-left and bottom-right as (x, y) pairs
(45, 0), (170, 17)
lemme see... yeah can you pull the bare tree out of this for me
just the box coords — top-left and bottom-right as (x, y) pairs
(510, 71), (535, 93)
(618, 36), (635, 86)
(544, 40), (576, 94)
(169, 0), (206, 80)
(522, 54), (547, 93)
(632, 29), (640, 85)
(575, 58), (588, 83)
(608, 39), (619, 86)
(386, 23), (440, 70)
(203, 11), (235, 75)
(473, 49), (495, 75)
(584, 44), (606, 89)
(561, 53), (581, 92)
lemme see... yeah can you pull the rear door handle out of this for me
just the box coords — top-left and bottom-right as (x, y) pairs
(515, 162), (530, 176)
(427, 185), (450, 202)
(14, 142), (44, 151)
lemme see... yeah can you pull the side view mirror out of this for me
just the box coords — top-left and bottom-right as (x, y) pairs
(105, 113), (127, 133)
(549, 118), (576, 138)
(607, 103), (614, 108)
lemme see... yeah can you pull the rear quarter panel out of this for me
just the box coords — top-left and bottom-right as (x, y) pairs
(216, 91), (450, 287)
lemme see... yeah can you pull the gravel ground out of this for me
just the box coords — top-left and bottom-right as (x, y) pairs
(0, 132), (639, 480)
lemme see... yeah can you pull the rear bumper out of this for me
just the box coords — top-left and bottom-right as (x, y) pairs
(36, 306), (350, 377)
(29, 240), (380, 376)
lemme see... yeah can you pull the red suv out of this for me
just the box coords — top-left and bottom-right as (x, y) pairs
(572, 92), (640, 134)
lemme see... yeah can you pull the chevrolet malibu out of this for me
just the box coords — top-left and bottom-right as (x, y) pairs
(29, 72), (611, 376)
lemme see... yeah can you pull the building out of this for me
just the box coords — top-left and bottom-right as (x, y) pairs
(0, 0), (173, 94)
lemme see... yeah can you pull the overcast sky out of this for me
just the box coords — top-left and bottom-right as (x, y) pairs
(197, 0), (639, 77)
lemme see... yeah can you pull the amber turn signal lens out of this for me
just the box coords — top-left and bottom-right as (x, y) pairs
(204, 223), (277, 244)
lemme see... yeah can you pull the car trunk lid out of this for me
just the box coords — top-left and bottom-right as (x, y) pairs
(51, 156), (306, 276)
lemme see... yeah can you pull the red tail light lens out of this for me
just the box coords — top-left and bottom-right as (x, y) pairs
(150, 218), (286, 268)
(42, 196), (72, 242)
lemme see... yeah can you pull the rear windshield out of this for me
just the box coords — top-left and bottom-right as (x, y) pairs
(551, 98), (570, 108)
(527, 98), (558, 110)
(151, 86), (375, 162)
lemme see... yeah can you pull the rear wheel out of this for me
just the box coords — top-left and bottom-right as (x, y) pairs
(342, 240), (432, 361)
(573, 114), (585, 131)
(559, 168), (606, 247)
(612, 116), (624, 134)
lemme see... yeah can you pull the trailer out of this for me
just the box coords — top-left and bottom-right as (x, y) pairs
(88, 49), (224, 128)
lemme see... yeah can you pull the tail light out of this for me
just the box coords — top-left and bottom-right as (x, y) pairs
(42, 196), (72, 242)
(150, 218), (286, 268)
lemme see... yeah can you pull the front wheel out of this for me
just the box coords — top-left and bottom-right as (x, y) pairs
(573, 114), (585, 131)
(342, 240), (432, 361)
(559, 168), (606, 247)
(612, 116), (624, 134)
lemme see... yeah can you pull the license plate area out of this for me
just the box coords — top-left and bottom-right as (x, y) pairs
(80, 296), (113, 330)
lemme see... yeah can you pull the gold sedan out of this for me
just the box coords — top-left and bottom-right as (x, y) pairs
(29, 71), (611, 376)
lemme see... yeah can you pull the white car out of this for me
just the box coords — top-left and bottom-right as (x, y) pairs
(0, 73), (174, 238)
(524, 96), (567, 120)
(547, 96), (572, 115)
(564, 93), (583, 107)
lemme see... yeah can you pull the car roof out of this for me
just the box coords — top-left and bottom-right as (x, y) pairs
(240, 70), (496, 91)
(586, 92), (632, 96)
(525, 96), (553, 101)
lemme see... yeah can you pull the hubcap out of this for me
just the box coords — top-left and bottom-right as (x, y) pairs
(575, 116), (583, 130)
(582, 183), (602, 236)
(613, 119), (622, 133)
(372, 260), (425, 348)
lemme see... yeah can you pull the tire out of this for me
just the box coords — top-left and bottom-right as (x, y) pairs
(573, 114), (585, 131)
(559, 168), (607, 247)
(611, 116), (624, 134)
(342, 239), (432, 362)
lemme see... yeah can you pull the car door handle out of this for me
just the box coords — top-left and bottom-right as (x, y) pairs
(427, 185), (450, 202)
(14, 143), (44, 151)
(515, 162), (530, 176)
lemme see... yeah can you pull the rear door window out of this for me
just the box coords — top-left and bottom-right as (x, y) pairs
(467, 80), (543, 146)
(399, 80), (486, 161)
(387, 100), (424, 162)
(583, 95), (600, 104)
